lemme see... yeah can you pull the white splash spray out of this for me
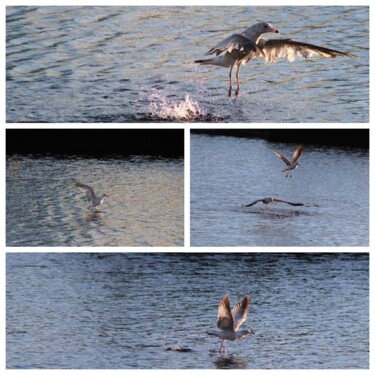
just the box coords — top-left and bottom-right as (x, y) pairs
(149, 92), (205, 121)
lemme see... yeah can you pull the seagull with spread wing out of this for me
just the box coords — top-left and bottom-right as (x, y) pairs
(272, 144), (303, 177)
(208, 295), (254, 354)
(242, 197), (304, 207)
(75, 182), (108, 210)
(194, 22), (358, 97)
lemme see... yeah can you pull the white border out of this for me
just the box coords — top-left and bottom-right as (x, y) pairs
(2, 0), (372, 373)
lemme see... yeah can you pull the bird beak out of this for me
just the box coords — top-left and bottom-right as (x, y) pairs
(272, 28), (279, 33)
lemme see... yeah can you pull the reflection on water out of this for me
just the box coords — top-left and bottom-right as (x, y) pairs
(191, 134), (369, 246)
(6, 6), (368, 122)
(6, 155), (184, 246)
(6, 253), (369, 369)
(214, 355), (248, 369)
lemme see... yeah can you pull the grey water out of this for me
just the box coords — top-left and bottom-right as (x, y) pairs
(6, 155), (184, 246)
(6, 252), (369, 369)
(6, 6), (368, 123)
(190, 134), (368, 246)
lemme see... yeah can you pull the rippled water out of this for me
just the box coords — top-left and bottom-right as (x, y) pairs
(6, 253), (369, 369)
(6, 155), (184, 246)
(6, 6), (368, 122)
(190, 134), (369, 246)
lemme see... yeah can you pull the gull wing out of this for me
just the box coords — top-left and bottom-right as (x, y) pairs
(290, 144), (303, 164)
(75, 182), (96, 202)
(207, 33), (260, 57)
(272, 198), (304, 206)
(217, 295), (234, 331)
(243, 199), (262, 207)
(272, 149), (291, 166)
(257, 38), (359, 63)
(231, 295), (250, 332)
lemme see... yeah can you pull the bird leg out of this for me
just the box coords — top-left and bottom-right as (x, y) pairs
(235, 64), (241, 97)
(228, 65), (234, 97)
(219, 340), (226, 355)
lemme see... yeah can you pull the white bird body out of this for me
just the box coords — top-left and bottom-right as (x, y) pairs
(208, 295), (254, 354)
(75, 182), (108, 209)
(195, 22), (358, 97)
(272, 144), (303, 177)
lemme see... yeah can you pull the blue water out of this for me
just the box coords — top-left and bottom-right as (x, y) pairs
(6, 6), (369, 122)
(6, 253), (369, 369)
(191, 134), (369, 246)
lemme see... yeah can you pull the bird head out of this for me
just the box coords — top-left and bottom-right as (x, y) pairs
(237, 329), (255, 340)
(258, 22), (279, 34)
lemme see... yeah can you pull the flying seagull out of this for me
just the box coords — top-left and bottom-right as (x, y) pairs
(75, 182), (108, 209)
(272, 144), (303, 177)
(242, 197), (304, 207)
(194, 22), (358, 97)
(208, 295), (254, 355)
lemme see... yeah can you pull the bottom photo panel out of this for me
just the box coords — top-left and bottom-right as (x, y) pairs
(6, 252), (369, 369)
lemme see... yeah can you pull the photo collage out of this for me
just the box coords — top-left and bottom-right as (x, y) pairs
(4, 2), (371, 372)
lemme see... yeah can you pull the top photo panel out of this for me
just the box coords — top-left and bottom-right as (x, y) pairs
(6, 6), (369, 123)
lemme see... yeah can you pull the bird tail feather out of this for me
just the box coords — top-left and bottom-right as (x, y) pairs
(194, 59), (214, 65)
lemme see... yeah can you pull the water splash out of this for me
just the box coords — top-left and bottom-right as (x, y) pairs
(149, 92), (206, 121)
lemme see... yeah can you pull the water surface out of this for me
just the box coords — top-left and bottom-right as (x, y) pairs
(6, 155), (184, 246)
(6, 6), (368, 122)
(6, 253), (369, 369)
(191, 134), (369, 246)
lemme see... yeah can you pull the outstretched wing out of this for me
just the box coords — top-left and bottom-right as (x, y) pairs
(290, 144), (303, 164)
(272, 198), (304, 206)
(243, 199), (262, 207)
(231, 295), (250, 332)
(207, 33), (262, 58)
(272, 149), (291, 166)
(257, 38), (358, 63)
(217, 295), (234, 331)
(75, 182), (95, 202)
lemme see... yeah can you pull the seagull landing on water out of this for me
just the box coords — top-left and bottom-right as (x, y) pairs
(75, 182), (108, 210)
(208, 295), (254, 355)
(242, 197), (304, 207)
(272, 144), (303, 177)
(194, 22), (358, 97)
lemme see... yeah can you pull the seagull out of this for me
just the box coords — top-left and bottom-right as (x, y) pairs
(208, 295), (254, 355)
(272, 144), (303, 177)
(75, 182), (108, 210)
(242, 197), (304, 207)
(194, 22), (358, 97)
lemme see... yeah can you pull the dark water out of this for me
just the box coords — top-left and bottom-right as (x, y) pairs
(6, 155), (184, 246)
(6, 6), (368, 122)
(6, 253), (369, 369)
(190, 134), (369, 246)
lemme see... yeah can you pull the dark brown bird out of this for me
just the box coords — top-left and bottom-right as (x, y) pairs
(242, 197), (304, 207)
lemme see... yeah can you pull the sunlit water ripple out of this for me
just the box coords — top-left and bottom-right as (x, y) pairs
(6, 6), (369, 122)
